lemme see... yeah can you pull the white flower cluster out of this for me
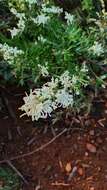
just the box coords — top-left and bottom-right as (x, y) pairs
(32, 14), (50, 26)
(89, 41), (104, 56)
(38, 63), (49, 77)
(20, 67), (89, 121)
(20, 73), (73, 121)
(42, 4), (63, 14)
(32, 4), (63, 26)
(9, 8), (25, 38)
(55, 89), (73, 108)
(60, 71), (72, 89)
(37, 35), (47, 43)
(20, 90), (54, 121)
(25, 0), (37, 5)
(65, 12), (74, 25)
(0, 43), (24, 64)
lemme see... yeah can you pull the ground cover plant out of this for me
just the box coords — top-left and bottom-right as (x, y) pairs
(0, 0), (107, 121)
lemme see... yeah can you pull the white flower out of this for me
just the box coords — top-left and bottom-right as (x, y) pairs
(47, 78), (58, 91)
(20, 84), (74, 121)
(72, 75), (78, 85)
(75, 90), (80, 95)
(17, 17), (25, 31)
(9, 28), (20, 38)
(81, 62), (88, 73)
(42, 5), (63, 14)
(10, 8), (25, 19)
(41, 100), (53, 117)
(60, 71), (72, 89)
(65, 12), (74, 25)
(10, 7), (17, 15)
(10, 8), (25, 37)
(41, 78), (58, 99)
(38, 64), (49, 77)
(0, 43), (24, 64)
(35, 14), (50, 25)
(41, 86), (52, 99)
(38, 35), (46, 43)
(25, 0), (37, 5)
(89, 41), (104, 56)
(55, 89), (73, 108)
(20, 90), (53, 121)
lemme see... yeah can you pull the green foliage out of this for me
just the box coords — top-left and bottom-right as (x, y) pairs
(0, 167), (20, 190)
(0, 0), (95, 85)
(0, 61), (13, 82)
(82, 0), (93, 11)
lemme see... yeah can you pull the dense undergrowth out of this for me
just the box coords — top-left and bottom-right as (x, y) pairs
(0, 0), (107, 121)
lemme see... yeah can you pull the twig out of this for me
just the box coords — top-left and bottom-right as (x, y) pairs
(35, 181), (41, 190)
(7, 127), (12, 141)
(35, 184), (41, 190)
(51, 181), (71, 186)
(0, 128), (67, 164)
(27, 136), (37, 146)
(97, 118), (105, 127)
(6, 160), (29, 184)
(43, 124), (49, 134)
(51, 126), (56, 137)
(68, 166), (77, 182)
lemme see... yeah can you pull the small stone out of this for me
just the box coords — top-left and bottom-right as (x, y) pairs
(97, 167), (101, 171)
(54, 173), (58, 178)
(85, 152), (89, 156)
(89, 161), (92, 164)
(91, 140), (95, 144)
(73, 144), (78, 150)
(84, 134), (87, 137)
(90, 187), (94, 190)
(85, 120), (91, 127)
(65, 162), (72, 173)
(86, 143), (96, 153)
(78, 167), (84, 176)
(82, 163), (89, 168)
(96, 137), (103, 144)
(77, 136), (81, 140)
(77, 177), (80, 181)
(102, 146), (106, 151)
(89, 130), (95, 136)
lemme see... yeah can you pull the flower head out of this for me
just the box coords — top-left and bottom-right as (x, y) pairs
(38, 64), (49, 77)
(55, 89), (73, 108)
(20, 90), (53, 121)
(89, 41), (104, 56)
(35, 14), (50, 25)
(42, 5), (63, 14)
(60, 71), (72, 89)
(9, 8), (25, 37)
(0, 43), (24, 64)
(65, 12), (74, 25)
(25, 0), (37, 5)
